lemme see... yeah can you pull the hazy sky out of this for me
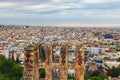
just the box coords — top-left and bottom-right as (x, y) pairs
(0, 0), (120, 25)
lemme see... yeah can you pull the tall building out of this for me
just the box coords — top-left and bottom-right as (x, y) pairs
(24, 41), (84, 80)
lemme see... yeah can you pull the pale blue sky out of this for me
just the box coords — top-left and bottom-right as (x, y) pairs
(0, 0), (120, 25)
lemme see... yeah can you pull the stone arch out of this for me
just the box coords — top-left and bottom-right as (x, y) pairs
(68, 69), (76, 80)
(39, 68), (46, 79)
(68, 45), (76, 63)
(52, 68), (60, 80)
(52, 45), (61, 63)
(39, 46), (46, 62)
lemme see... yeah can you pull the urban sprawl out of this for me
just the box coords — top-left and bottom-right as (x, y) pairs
(0, 25), (120, 80)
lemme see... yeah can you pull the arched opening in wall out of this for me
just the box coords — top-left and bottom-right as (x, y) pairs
(53, 45), (60, 63)
(39, 46), (46, 62)
(68, 45), (76, 65)
(39, 68), (46, 79)
(52, 68), (60, 80)
(68, 69), (75, 80)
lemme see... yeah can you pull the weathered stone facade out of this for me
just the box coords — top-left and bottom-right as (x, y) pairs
(24, 41), (84, 80)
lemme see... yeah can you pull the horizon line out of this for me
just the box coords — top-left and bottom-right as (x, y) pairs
(1, 23), (120, 27)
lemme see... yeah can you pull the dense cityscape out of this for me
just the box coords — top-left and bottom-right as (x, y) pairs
(0, 25), (120, 80)
(1, 0), (120, 79)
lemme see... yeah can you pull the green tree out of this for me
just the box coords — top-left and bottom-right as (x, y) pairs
(0, 54), (5, 61)
(0, 58), (14, 75)
(0, 58), (23, 80)
(117, 58), (120, 62)
(16, 57), (20, 64)
(84, 74), (108, 80)
(68, 74), (75, 79)
(85, 67), (108, 80)
(0, 73), (9, 80)
(107, 66), (120, 77)
(12, 64), (23, 79)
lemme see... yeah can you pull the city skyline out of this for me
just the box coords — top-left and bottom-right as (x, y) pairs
(0, 0), (120, 25)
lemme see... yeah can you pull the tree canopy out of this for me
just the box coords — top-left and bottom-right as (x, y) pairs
(0, 58), (23, 80)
